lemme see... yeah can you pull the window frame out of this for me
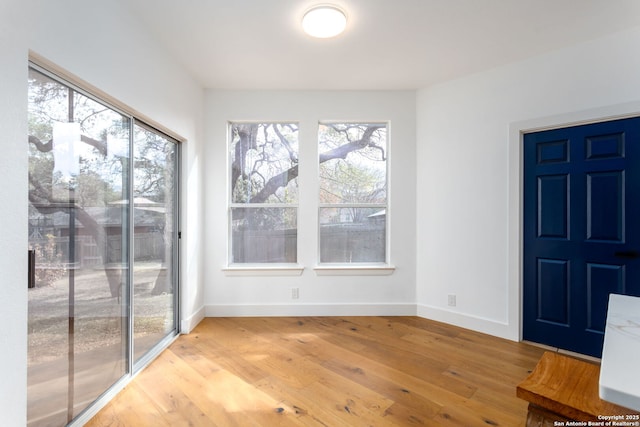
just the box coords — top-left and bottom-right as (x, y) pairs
(316, 121), (392, 270)
(226, 121), (302, 271)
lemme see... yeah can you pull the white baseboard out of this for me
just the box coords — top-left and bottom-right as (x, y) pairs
(205, 303), (416, 317)
(180, 305), (205, 333)
(416, 304), (518, 341)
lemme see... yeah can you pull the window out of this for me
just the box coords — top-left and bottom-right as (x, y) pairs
(318, 122), (388, 263)
(229, 122), (299, 263)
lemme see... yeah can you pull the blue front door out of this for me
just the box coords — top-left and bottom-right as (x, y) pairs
(523, 117), (640, 357)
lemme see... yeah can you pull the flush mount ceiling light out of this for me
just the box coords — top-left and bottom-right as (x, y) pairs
(302, 4), (347, 38)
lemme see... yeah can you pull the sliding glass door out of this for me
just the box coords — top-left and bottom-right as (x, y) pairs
(27, 65), (179, 426)
(132, 124), (178, 365)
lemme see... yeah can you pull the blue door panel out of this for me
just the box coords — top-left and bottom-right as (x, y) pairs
(586, 133), (624, 159)
(524, 117), (640, 357)
(538, 175), (569, 239)
(586, 263), (624, 333)
(538, 139), (569, 164)
(587, 171), (623, 242)
(537, 258), (570, 325)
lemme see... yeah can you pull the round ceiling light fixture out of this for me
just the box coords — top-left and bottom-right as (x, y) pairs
(302, 4), (347, 38)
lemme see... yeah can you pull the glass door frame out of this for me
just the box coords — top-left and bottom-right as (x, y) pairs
(130, 119), (181, 373)
(27, 61), (181, 427)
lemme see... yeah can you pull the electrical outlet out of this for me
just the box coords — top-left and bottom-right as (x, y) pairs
(447, 294), (456, 307)
(291, 288), (299, 299)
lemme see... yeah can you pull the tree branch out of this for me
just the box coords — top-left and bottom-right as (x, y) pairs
(319, 125), (384, 163)
(367, 142), (386, 161)
(29, 135), (53, 152)
(249, 165), (299, 203)
(235, 124), (384, 203)
(28, 134), (108, 156)
(272, 124), (298, 163)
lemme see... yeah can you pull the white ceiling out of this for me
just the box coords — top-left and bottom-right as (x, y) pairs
(124, 0), (640, 90)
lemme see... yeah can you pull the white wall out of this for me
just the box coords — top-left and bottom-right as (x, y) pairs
(204, 91), (417, 316)
(0, 0), (204, 423)
(416, 26), (640, 340)
(0, 1), (29, 425)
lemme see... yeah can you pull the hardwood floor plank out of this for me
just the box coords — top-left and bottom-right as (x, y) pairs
(186, 338), (271, 385)
(318, 332), (478, 399)
(234, 316), (479, 405)
(434, 399), (524, 427)
(150, 349), (251, 427)
(253, 374), (356, 427)
(87, 382), (171, 427)
(88, 316), (546, 426)
(132, 354), (213, 427)
(235, 318), (472, 423)
(320, 356), (445, 420)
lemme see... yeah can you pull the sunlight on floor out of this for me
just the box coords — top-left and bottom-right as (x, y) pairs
(206, 369), (283, 414)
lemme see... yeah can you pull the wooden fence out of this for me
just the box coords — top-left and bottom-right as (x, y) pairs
(29, 232), (165, 269)
(232, 224), (385, 263)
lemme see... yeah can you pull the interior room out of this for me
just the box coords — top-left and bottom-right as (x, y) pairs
(3, 0), (640, 425)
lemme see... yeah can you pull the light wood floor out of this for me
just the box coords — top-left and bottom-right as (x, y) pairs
(86, 316), (547, 426)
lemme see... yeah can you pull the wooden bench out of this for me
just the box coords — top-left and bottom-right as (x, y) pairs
(517, 351), (639, 426)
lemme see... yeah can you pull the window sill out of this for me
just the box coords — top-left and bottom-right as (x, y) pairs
(313, 264), (396, 276)
(222, 264), (305, 276)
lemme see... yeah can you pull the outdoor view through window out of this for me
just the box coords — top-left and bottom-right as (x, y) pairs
(319, 123), (388, 263)
(229, 122), (299, 263)
(227, 121), (387, 265)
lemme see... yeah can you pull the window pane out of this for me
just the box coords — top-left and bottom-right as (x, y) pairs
(319, 123), (387, 204)
(28, 68), (129, 425)
(230, 123), (298, 204)
(231, 207), (297, 263)
(318, 123), (388, 264)
(319, 207), (386, 263)
(132, 124), (177, 363)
